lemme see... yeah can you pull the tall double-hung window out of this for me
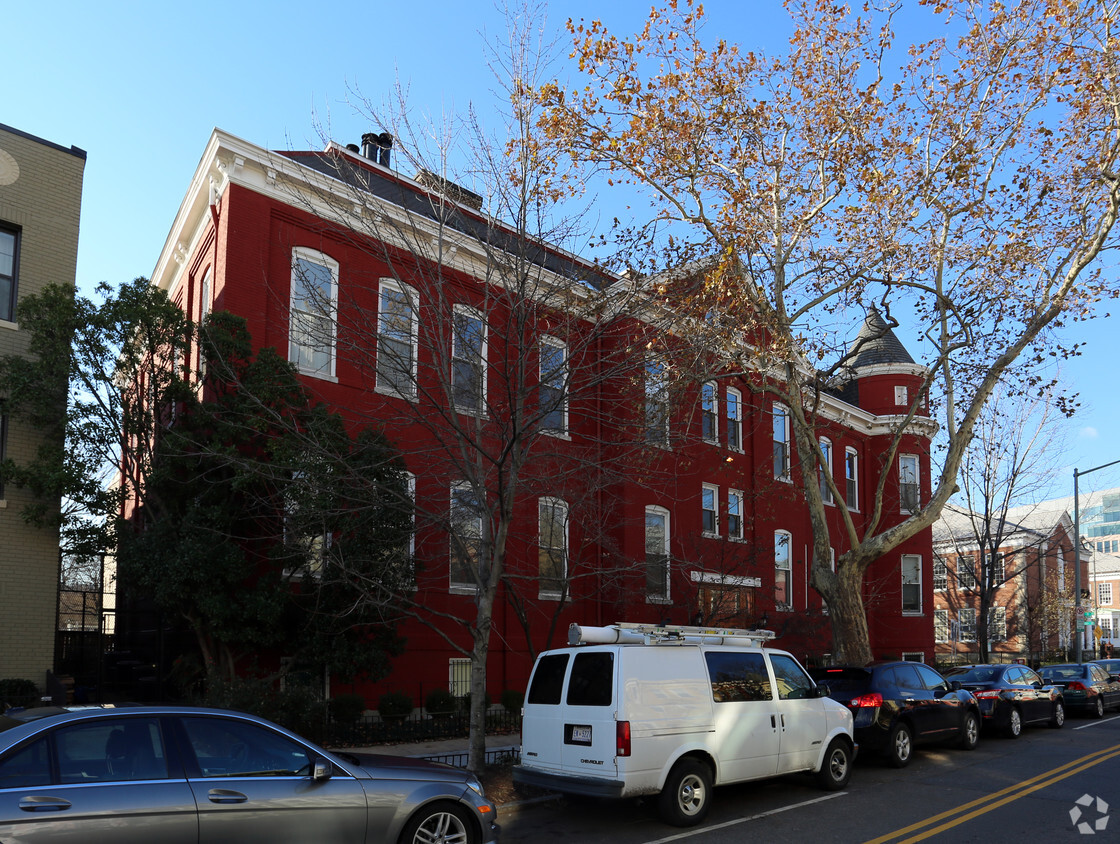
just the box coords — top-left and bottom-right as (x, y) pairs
(773, 404), (790, 479)
(452, 306), (486, 415)
(700, 382), (718, 443)
(538, 498), (568, 599)
(539, 337), (567, 434)
(645, 358), (669, 447)
(645, 506), (670, 601)
(450, 482), (485, 591)
(901, 554), (922, 614)
(845, 448), (858, 510)
(288, 248), (338, 377)
(728, 489), (744, 540)
(775, 530), (792, 609)
(701, 484), (718, 535)
(899, 454), (919, 513)
(726, 387), (742, 451)
(818, 438), (833, 504)
(0, 224), (19, 323)
(377, 280), (418, 397)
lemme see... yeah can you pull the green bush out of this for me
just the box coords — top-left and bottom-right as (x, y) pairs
(330, 693), (367, 724)
(0, 679), (40, 708)
(458, 690), (491, 711)
(377, 691), (413, 720)
(425, 688), (456, 715)
(500, 689), (524, 714)
(199, 676), (327, 741)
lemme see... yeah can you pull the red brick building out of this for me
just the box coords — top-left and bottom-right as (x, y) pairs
(142, 128), (936, 704)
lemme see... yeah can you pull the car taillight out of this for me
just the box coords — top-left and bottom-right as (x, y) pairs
(616, 720), (631, 757)
(1066, 682), (1088, 691)
(974, 690), (1002, 699)
(849, 693), (883, 708)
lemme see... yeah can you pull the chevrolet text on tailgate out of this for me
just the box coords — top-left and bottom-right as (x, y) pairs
(513, 622), (856, 827)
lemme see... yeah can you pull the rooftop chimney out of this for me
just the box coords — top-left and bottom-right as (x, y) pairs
(360, 132), (393, 168)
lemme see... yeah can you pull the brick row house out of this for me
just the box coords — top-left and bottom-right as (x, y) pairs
(1090, 551), (1120, 652)
(0, 123), (85, 686)
(131, 127), (937, 704)
(932, 504), (1085, 664)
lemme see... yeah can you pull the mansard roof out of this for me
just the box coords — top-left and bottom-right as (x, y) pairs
(848, 307), (916, 369)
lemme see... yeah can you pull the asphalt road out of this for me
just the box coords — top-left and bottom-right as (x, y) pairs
(499, 712), (1120, 842)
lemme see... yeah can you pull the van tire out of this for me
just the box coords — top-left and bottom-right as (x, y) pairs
(816, 738), (852, 791)
(658, 759), (712, 827)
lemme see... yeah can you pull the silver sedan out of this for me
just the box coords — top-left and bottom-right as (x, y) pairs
(0, 705), (498, 843)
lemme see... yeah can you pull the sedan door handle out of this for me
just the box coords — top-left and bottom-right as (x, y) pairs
(208, 789), (248, 804)
(19, 795), (72, 812)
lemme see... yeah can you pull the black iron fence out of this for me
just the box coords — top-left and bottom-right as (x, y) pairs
(323, 706), (521, 748)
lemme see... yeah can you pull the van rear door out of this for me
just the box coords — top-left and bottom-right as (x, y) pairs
(558, 650), (619, 780)
(520, 652), (571, 772)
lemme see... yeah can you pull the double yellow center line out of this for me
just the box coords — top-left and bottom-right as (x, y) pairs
(864, 743), (1120, 843)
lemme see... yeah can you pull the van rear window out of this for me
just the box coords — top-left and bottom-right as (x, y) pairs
(527, 654), (570, 705)
(567, 652), (614, 706)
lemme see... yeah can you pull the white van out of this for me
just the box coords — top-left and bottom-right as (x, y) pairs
(513, 623), (856, 826)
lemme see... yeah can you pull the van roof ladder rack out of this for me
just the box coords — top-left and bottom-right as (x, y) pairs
(568, 622), (775, 647)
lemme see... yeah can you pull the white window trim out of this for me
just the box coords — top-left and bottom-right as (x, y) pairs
(449, 481), (483, 595)
(1100, 582), (1113, 606)
(538, 497), (569, 600)
(726, 387), (743, 453)
(899, 453), (919, 514)
(934, 608), (950, 642)
(933, 558), (948, 591)
(289, 247), (339, 380)
(775, 529), (793, 611)
(727, 488), (745, 541)
(959, 607), (977, 642)
(895, 385), (909, 406)
(645, 358), (670, 449)
(701, 483), (719, 537)
(376, 278), (419, 399)
(539, 335), (569, 438)
(701, 382), (718, 444)
(645, 505), (672, 604)
(819, 437), (834, 505)
(773, 404), (791, 482)
(844, 447), (858, 512)
(452, 304), (487, 416)
(901, 553), (922, 615)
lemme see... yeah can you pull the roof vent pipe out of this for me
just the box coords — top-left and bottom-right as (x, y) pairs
(360, 133), (378, 160)
(360, 132), (393, 168)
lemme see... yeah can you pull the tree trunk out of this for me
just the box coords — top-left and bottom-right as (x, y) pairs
(830, 568), (873, 665)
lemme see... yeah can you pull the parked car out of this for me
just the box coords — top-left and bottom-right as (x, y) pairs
(0, 705), (498, 844)
(808, 662), (980, 768)
(1092, 658), (1120, 678)
(515, 622), (855, 827)
(942, 663), (1065, 737)
(1038, 663), (1120, 717)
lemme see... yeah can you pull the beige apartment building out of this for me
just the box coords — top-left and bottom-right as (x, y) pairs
(0, 123), (85, 688)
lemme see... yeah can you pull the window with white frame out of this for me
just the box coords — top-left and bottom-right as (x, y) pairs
(645, 358), (669, 447)
(728, 489), (744, 540)
(933, 558), (948, 591)
(818, 438), (833, 504)
(0, 224), (20, 323)
(645, 507), (670, 602)
(450, 482), (484, 591)
(726, 387), (743, 451)
(845, 448), (858, 510)
(1058, 549), (1066, 592)
(701, 382), (718, 443)
(899, 454), (919, 513)
(934, 609), (949, 642)
(1100, 582), (1113, 606)
(982, 551), (1005, 586)
(773, 404), (790, 479)
(701, 484), (718, 536)
(895, 385), (909, 406)
(959, 608), (977, 642)
(775, 530), (792, 610)
(448, 658), (471, 697)
(539, 336), (567, 435)
(376, 280), (417, 397)
(1102, 617), (1114, 638)
(987, 607), (1007, 641)
(538, 498), (568, 599)
(452, 306), (486, 415)
(399, 472), (416, 589)
(901, 554), (922, 613)
(288, 248), (338, 377)
(957, 557), (977, 590)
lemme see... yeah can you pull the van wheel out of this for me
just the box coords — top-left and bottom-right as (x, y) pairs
(658, 759), (712, 827)
(886, 722), (913, 768)
(816, 738), (852, 790)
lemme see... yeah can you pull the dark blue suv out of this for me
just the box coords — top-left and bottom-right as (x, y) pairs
(810, 661), (980, 767)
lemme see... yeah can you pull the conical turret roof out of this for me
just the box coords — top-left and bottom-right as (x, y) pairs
(848, 307), (916, 368)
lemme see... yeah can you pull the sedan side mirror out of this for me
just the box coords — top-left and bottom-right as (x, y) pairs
(312, 758), (334, 781)
(950, 680), (962, 691)
(813, 684), (831, 698)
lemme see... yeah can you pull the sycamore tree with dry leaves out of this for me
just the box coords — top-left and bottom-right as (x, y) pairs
(534, 0), (1120, 663)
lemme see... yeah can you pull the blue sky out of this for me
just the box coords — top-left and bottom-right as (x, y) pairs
(6, 0), (1118, 498)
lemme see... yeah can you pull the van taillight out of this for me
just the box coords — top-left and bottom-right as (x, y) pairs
(616, 721), (631, 757)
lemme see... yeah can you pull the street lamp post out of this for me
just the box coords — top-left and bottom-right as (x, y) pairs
(1074, 458), (1120, 663)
